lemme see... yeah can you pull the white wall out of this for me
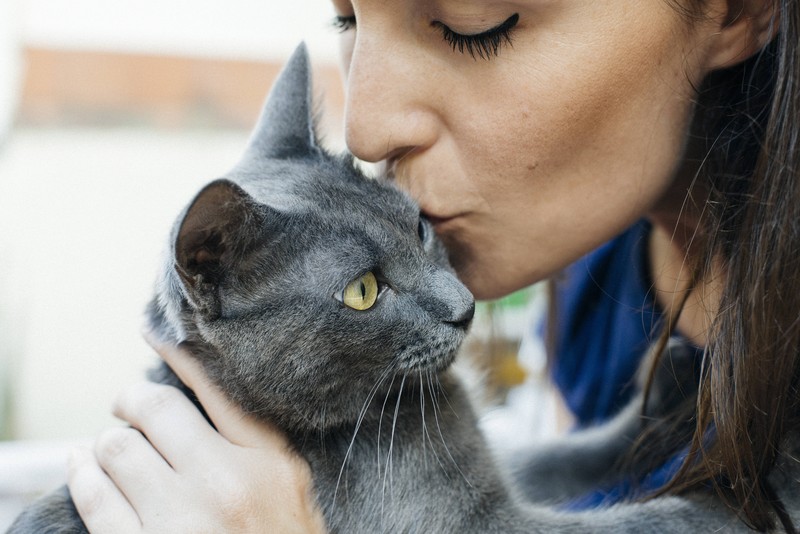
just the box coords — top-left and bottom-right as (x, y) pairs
(1, 0), (23, 140)
(19, 0), (340, 62)
(0, 129), (252, 439)
(0, 0), (342, 440)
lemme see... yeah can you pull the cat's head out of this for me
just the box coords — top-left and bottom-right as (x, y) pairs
(157, 44), (475, 432)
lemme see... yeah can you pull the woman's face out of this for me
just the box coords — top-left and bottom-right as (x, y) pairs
(332, 0), (720, 299)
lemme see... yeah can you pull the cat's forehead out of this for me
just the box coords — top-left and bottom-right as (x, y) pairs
(233, 155), (418, 222)
(238, 156), (425, 286)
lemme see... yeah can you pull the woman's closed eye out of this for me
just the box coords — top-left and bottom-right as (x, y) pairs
(331, 13), (520, 61)
(432, 13), (519, 60)
(332, 15), (356, 33)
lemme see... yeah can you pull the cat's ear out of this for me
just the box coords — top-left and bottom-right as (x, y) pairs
(173, 179), (271, 317)
(239, 42), (320, 163)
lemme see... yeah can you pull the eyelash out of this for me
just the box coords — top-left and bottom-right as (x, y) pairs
(433, 13), (519, 60)
(331, 13), (519, 61)
(332, 15), (357, 33)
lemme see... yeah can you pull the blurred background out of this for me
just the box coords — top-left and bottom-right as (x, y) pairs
(0, 0), (551, 527)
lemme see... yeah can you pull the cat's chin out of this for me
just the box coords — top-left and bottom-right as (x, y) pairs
(395, 348), (460, 376)
(392, 323), (468, 376)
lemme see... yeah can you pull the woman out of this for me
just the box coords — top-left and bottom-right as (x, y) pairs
(66, 0), (798, 531)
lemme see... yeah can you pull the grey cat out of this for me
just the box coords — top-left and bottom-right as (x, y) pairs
(10, 44), (800, 533)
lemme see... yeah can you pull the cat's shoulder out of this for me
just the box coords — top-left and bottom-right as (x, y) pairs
(772, 433), (800, 510)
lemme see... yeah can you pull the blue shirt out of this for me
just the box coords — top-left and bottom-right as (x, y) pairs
(550, 220), (661, 427)
(545, 221), (694, 507)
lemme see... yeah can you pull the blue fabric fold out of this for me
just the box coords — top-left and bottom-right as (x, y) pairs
(543, 220), (699, 508)
(549, 220), (661, 427)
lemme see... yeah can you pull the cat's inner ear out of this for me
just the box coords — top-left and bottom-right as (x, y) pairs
(175, 179), (264, 290)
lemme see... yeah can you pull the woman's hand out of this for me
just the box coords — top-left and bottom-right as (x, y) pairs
(67, 332), (326, 533)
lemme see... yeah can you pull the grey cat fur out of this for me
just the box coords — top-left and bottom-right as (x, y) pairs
(9, 44), (800, 533)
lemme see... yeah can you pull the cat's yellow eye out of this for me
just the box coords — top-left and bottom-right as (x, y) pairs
(342, 272), (379, 311)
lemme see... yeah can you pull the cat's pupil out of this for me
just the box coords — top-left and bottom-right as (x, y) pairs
(360, 282), (366, 298)
(417, 219), (426, 242)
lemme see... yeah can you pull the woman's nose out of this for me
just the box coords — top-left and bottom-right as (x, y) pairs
(343, 32), (439, 164)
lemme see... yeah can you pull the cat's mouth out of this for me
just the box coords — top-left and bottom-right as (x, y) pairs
(399, 348), (459, 375)
(394, 325), (467, 375)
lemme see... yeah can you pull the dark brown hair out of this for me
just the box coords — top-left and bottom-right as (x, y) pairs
(656, 1), (800, 531)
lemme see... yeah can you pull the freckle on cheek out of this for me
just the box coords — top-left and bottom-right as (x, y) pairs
(526, 163), (538, 171)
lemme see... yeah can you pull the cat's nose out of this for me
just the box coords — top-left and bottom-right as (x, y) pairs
(420, 267), (475, 328)
(445, 302), (475, 330)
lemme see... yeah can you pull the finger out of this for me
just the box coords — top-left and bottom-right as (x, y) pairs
(94, 427), (175, 516)
(67, 447), (141, 534)
(113, 380), (227, 471)
(143, 329), (286, 448)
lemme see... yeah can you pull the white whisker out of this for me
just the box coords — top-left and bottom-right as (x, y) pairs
(377, 373), (397, 522)
(333, 368), (392, 509)
(377, 373), (397, 475)
(418, 370), (429, 471)
(430, 372), (472, 488)
(383, 373), (407, 512)
(424, 370), (449, 476)
(434, 372), (460, 419)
